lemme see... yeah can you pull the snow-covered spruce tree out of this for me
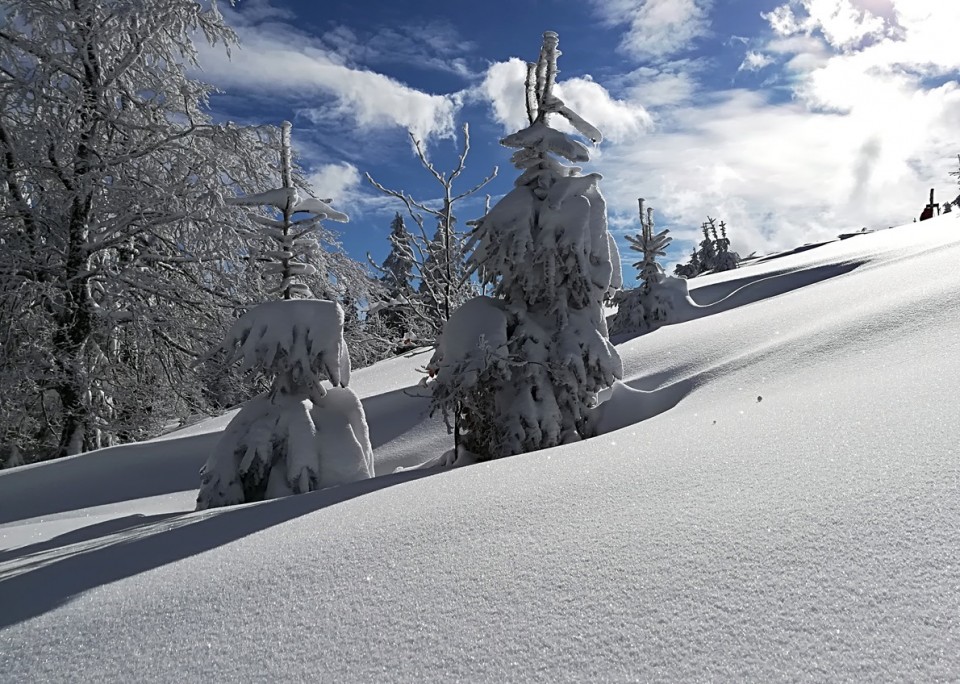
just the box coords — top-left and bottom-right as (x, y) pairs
(710, 218), (740, 272)
(610, 199), (676, 335)
(673, 248), (701, 278)
(196, 299), (373, 509)
(0, 0), (281, 459)
(672, 216), (738, 278)
(381, 213), (416, 299)
(367, 213), (418, 345)
(428, 32), (622, 460)
(366, 124), (497, 342)
(697, 220), (719, 272)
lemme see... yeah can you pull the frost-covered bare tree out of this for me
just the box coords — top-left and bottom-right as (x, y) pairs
(428, 32), (622, 460)
(366, 124), (497, 341)
(0, 0), (279, 459)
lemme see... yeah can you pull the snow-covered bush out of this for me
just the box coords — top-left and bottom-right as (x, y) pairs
(611, 199), (678, 335)
(426, 297), (512, 455)
(196, 300), (373, 509)
(429, 32), (622, 460)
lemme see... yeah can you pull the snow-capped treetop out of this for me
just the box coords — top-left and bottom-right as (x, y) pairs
(211, 299), (350, 402)
(226, 122), (350, 300)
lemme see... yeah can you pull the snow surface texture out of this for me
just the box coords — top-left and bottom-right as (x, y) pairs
(2, 214), (960, 680)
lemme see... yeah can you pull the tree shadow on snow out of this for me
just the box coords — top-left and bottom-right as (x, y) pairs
(0, 466), (441, 629)
(0, 385), (435, 527)
(0, 431), (219, 526)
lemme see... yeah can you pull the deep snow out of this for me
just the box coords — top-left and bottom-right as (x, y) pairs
(1, 214), (959, 681)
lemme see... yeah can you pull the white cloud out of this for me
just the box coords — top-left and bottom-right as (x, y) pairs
(596, 80), (960, 258)
(569, 0), (958, 259)
(479, 59), (652, 143)
(319, 21), (478, 78)
(623, 62), (704, 108)
(196, 7), (460, 142)
(590, 0), (713, 60)
(306, 162), (361, 203)
(738, 51), (775, 72)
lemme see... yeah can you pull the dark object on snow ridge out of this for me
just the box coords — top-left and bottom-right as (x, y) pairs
(919, 188), (939, 222)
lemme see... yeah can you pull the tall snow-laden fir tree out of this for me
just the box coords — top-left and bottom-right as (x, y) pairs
(367, 124), (497, 342)
(428, 32), (622, 460)
(0, 0), (281, 460)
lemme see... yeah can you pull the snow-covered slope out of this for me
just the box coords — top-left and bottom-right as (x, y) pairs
(2, 215), (959, 681)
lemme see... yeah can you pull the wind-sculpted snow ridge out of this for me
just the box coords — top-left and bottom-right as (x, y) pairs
(1, 214), (959, 681)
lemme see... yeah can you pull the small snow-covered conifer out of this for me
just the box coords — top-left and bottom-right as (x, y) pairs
(199, 162), (371, 509)
(711, 219), (740, 272)
(611, 199), (679, 335)
(429, 32), (622, 460)
(673, 216), (739, 277)
(698, 221), (719, 272)
(197, 299), (373, 509)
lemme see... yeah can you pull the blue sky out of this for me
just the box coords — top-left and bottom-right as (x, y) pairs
(197, 0), (960, 276)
